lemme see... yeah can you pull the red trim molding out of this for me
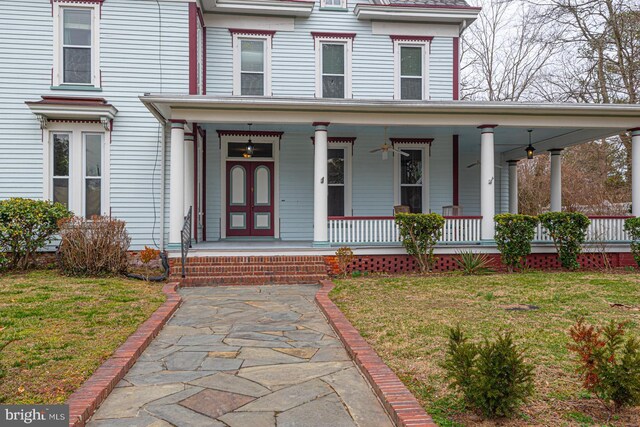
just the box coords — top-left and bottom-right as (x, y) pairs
(189, 3), (198, 95)
(202, 27), (207, 95)
(229, 28), (276, 37)
(311, 137), (356, 145)
(169, 119), (187, 125)
(27, 96), (111, 107)
(216, 130), (284, 138)
(453, 37), (460, 100)
(311, 32), (356, 39)
(328, 216), (483, 220)
(628, 127), (640, 132)
(67, 282), (182, 427)
(312, 122), (331, 127)
(316, 281), (437, 427)
(478, 124), (498, 129)
(389, 35), (433, 43)
(453, 134), (459, 206)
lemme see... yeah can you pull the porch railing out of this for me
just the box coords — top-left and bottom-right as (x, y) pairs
(534, 216), (632, 243)
(328, 215), (632, 246)
(181, 206), (192, 278)
(327, 216), (482, 245)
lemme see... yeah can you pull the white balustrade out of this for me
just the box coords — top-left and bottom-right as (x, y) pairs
(328, 217), (482, 245)
(328, 216), (631, 245)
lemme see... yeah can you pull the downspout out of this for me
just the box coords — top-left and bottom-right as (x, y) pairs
(160, 120), (167, 251)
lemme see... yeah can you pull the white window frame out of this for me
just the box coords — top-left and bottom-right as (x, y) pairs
(393, 143), (429, 214)
(43, 122), (110, 217)
(393, 40), (430, 100)
(321, 0), (347, 9)
(52, 1), (101, 88)
(315, 37), (353, 99)
(232, 34), (272, 96)
(327, 142), (353, 217)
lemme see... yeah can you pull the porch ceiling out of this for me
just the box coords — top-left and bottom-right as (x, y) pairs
(140, 95), (640, 161)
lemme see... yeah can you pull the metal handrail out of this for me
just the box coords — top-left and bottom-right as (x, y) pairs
(181, 206), (192, 278)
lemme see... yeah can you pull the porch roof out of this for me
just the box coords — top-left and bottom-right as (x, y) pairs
(140, 95), (640, 160)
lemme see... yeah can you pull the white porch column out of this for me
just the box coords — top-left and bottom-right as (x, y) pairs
(184, 132), (195, 219)
(549, 149), (563, 212)
(169, 121), (185, 245)
(480, 125), (496, 240)
(508, 160), (519, 214)
(313, 122), (329, 245)
(632, 129), (640, 217)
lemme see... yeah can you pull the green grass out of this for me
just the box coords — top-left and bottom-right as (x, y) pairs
(0, 270), (165, 404)
(330, 272), (640, 426)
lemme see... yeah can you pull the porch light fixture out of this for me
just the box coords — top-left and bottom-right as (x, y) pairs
(525, 129), (535, 160)
(244, 123), (255, 158)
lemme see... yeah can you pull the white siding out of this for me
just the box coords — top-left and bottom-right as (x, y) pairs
(0, 0), (189, 250)
(206, 2), (455, 100)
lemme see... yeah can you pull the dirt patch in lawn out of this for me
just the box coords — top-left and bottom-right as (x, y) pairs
(330, 272), (640, 426)
(0, 270), (165, 404)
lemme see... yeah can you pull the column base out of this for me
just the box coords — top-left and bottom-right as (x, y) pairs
(312, 241), (331, 248)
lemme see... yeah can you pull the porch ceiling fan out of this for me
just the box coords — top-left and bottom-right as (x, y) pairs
(370, 128), (409, 160)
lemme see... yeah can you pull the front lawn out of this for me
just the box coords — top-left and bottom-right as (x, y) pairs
(331, 272), (640, 426)
(0, 270), (165, 404)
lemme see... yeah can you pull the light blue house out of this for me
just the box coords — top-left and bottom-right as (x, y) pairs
(2, 0), (640, 260)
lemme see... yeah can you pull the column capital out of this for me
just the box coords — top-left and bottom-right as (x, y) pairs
(478, 124), (498, 133)
(312, 122), (330, 129)
(170, 119), (186, 128)
(548, 148), (563, 155)
(629, 127), (640, 135)
(184, 132), (195, 141)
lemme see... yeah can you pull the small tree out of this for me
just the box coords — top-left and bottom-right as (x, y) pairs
(335, 246), (354, 277)
(624, 217), (640, 267)
(538, 212), (590, 270)
(395, 213), (445, 272)
(568, 318), (640, 412)
(494, 214), (538, 272)
(443, 326), (535, 419)
(0, 198), (72, 269)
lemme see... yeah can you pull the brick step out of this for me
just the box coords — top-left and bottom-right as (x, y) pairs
(172, 267), (329, 276)
(176, 256), (327, 265)
(180, 274), (328, 287)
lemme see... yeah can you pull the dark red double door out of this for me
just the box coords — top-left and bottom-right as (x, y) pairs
(226, 161), (274, 237)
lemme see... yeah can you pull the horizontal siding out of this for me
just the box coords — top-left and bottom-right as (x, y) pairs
(429, 137), (453, 214)
(206, 1), (455, 100)
(0, 0), (189, 250)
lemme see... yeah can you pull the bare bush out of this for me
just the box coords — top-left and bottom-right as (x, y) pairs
(58, 216), (131, 276)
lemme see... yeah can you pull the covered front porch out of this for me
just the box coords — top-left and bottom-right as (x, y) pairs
(140, 96), (640, 252)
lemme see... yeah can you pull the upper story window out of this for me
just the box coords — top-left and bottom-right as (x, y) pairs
(53, 2), (101, 88)
(392, 36), (432, 100)
(313, 33), (354, 99)
(231, 30), (274, 96)
(321, 0), (347, 9)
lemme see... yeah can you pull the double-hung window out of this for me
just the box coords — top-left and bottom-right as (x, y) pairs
(327, 142), (352, 217)
(46, 125), (108, 218)
(53, 2), (100, 87)
(232, 31), (272, 96)
(314, 34), (353, 99)
(320, 0), (347, 9)
(393, 143), (429, 214)
(393, 37), (430, 100)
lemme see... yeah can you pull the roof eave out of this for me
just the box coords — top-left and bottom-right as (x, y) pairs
(354, 3), (480, 24)
(206, 0), (315, 17)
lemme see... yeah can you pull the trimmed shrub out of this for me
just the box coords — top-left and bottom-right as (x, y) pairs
(538, 212), (590, 270)
(455, 251), (492, 275)
(395, 213), (445, 272)
(624, 217), (640, 267)
(335, 246), (355, 277)
(58, 216), (131, 276)
(568, 318), (640, 411)
(494, 214), (538, 272)
(444, 326), (535, 419)
(0, 198), (72, 270)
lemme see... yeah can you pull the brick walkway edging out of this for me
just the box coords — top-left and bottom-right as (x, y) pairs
(315, 280), (437, 427)
(66, 282), (182, 427)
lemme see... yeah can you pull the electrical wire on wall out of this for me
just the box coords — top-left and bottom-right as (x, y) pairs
(151, 0), (163, 249)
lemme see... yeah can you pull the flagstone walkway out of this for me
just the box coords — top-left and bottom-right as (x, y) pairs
(88, 285), (394, 427)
